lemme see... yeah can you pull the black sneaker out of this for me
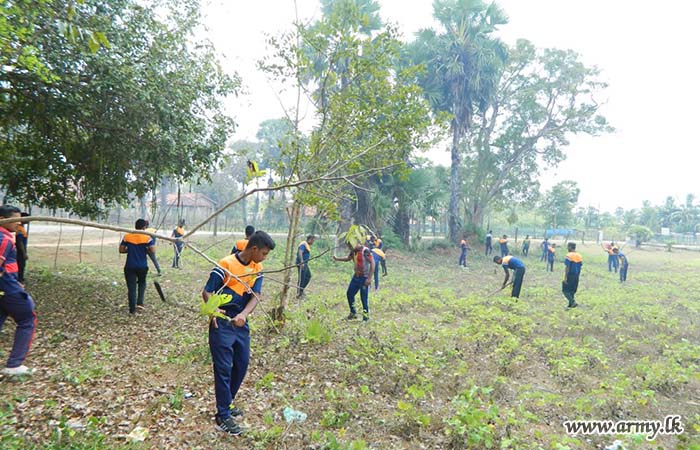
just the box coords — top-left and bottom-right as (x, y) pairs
(567, 302), (579, 309)
(346, 313), (357, 320)
(215, 416), (242, 436)
(362, 314), (369, 322)
(231, 406), (243, 417)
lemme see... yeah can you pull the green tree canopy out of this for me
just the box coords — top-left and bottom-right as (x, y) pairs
(462, 39), (612, 228)
(539, 180), (580, 228)
(0, 0), (238, 216)
(407, 0), (508, 240)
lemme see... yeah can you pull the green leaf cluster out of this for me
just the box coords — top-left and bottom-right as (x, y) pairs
(199, 293), (233, 321)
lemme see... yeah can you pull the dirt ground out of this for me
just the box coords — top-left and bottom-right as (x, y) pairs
(1, 235), (699, 449)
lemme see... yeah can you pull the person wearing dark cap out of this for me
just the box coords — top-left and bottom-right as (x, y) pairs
(119, 219), (155, 314)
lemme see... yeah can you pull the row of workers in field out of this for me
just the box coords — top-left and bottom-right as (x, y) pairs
(123, 221), (384, 435)
(0, 202), (632, 438)
(459, 231), (630, 306)
(0, 207), (390, 437)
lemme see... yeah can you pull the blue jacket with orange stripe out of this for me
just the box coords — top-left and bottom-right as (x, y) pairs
(0, 227), (23, 296)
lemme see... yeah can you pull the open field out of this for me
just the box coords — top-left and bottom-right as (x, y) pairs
(1, 235), (699, 449)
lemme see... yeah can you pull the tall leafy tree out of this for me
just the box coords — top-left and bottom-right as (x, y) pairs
(639, 200), (659, 231)
(407, 0), (508, 241)
(1, 0), (237, 216)
(260, 0), (432, 313)
(539, 180), (580, 229)
(0, 0), (108, 85)
(462, 39), (612, 228)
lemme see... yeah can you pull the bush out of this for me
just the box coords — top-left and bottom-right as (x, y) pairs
(426, 239), (452, 250)
(460, 223), (482, 241)
(378, 228), (404, 250)
(628, 224), (653, 244)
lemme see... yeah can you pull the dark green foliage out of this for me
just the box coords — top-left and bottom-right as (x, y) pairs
(0, 0), (238, 216)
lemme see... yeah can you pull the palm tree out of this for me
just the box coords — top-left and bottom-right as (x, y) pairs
(407, 0), (507, 240)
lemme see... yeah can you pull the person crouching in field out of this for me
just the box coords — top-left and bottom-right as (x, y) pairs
(0, 205), (37, 376)
(119, 219), (155, 314)
(458, 235), (467, 268)
(547, 243), (557, 272)
(202, 231), (275, 436)
(493, 255), (526, 299)
(333, 242), (375, 321)
(563, 242), (583, 308)
(614, 248), (629, 282)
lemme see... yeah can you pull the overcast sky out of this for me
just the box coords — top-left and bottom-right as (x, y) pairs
(200, 0), (700, 213)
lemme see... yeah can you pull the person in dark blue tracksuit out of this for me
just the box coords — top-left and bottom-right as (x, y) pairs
(202, 231), (276, 436)
(0, 205), (37, 376)
(493, 255), (526, 298)
(563, 242), (583, 308)
(369, 234), (387, 276)
(521, 235), (531, 257)
(296, 235), (315, 298)
(498, 235), (509, 257)
(614, 248), (629, 282)
(371, 247), (385, 292)
(547, 243), (557, 272)
(119, 219), (156, 314)
(540, 238), (549, 262)
(171, 219), (186, 268)
(458, 236), (467, 267)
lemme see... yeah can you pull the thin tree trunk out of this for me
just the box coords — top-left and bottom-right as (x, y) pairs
(100, 228), (105, 262)
(54, 223), (62, 269)
(79, 225), (85, 263)
(160, 178), (169, 210)
(393, 200), (410, 246)
(354, 185), (373, 229)
(275, 201), (302, 324)
(241, 182), (247, 226)
(337, 196), (353, 250)
(448, 122), (461, 241)
(470, 202), (486, 232)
